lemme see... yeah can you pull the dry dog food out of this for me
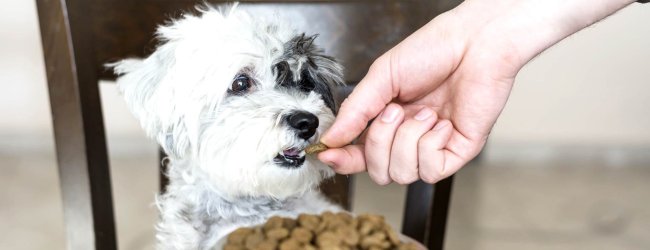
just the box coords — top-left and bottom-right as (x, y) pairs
(304, 143), (329, 155)
(223, 212), (420, 250)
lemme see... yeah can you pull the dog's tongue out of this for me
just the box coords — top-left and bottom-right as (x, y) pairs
(283, 148), (301, 157)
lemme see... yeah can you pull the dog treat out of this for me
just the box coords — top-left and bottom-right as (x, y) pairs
(304, 142), (329, 154)
(223, 213), (421, 250)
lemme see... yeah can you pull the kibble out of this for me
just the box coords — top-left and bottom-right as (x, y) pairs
(223, 213), (421, 250)
(304, 143), (328, 154)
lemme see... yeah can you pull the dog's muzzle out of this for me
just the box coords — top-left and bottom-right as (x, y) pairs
(274, 111), (319, 168)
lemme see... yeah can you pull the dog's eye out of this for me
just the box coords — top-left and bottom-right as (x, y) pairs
(229, 74), (253, 94)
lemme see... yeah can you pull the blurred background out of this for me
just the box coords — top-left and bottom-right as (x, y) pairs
(1, 0), (649, 250)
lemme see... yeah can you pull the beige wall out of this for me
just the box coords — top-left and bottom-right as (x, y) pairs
(0, 0), (50, 137)
(1, 1), (649, 149)
(493, 5), (650, 146)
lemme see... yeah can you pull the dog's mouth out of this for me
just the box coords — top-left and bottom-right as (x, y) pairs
(274, 147), (306, 168)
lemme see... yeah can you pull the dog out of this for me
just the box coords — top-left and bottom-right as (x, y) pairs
(110, 5), (344, 250)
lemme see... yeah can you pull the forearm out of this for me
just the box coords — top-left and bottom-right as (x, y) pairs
(452, 0), (637, 71)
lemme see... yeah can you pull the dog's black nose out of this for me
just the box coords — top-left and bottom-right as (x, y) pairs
(286, 111), (319, 140)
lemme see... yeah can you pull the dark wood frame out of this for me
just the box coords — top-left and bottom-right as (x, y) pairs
(37, 0), (116, 249)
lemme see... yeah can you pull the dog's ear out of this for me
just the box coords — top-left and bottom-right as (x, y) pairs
(288, 34), (345, 113)
(111, 58), (155, 108)
(305, 54), (345, 113)
(108, 56), (191, 158)
(109, 58), (162, 136)
(106, 8), (240, 159)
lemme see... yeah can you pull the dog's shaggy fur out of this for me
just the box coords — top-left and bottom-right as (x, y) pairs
(110, 5), (344, 249)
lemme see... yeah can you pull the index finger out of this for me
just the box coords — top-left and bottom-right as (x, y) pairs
(321, 54), (396, 147)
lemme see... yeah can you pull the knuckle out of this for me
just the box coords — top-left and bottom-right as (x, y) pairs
(418, 137), (433, 152)
(418, 131), (441, 151)
(369, 55), (389, 73)
(418, 157), (443, 184)
(364, 131), (384, 148)
(394, 126), (412, 143)
(420, 172), (440, 184)
(431, 163), (445, 178)
(390, 171), (417, 185)
(369, 173), (391, 186)
(392, 178), (408, 185)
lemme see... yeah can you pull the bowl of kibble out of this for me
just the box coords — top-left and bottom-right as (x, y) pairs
(221, 212), (425, 250)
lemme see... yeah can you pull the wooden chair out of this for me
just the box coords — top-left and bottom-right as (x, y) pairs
(35, 0), (460, 249)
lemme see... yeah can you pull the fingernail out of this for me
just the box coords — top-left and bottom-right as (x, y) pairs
(414, 107), (433, 121)
(433, 120), (449, 131)
(381, 105), (399, 123)
(319, 137), (329, 146)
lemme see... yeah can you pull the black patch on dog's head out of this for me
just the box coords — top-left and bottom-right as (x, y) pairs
(273, 34), (343, 112)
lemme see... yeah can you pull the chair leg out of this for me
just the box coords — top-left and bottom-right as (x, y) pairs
(426, 175), (454, 250)
(402, 180), (433, 243)
(320, 174), (355, 210)
(402, 176), (454, 250)
(36, 1), (117, 249)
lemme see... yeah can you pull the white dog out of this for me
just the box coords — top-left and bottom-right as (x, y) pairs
(111, 5), (344, 250)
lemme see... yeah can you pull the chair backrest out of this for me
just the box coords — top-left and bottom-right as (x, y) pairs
(36, 0), (459, 249)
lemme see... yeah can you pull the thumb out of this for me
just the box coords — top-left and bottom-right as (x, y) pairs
(321, 54), (396, 147)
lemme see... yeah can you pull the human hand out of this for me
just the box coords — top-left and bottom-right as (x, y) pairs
(318, 0), (635, 185)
